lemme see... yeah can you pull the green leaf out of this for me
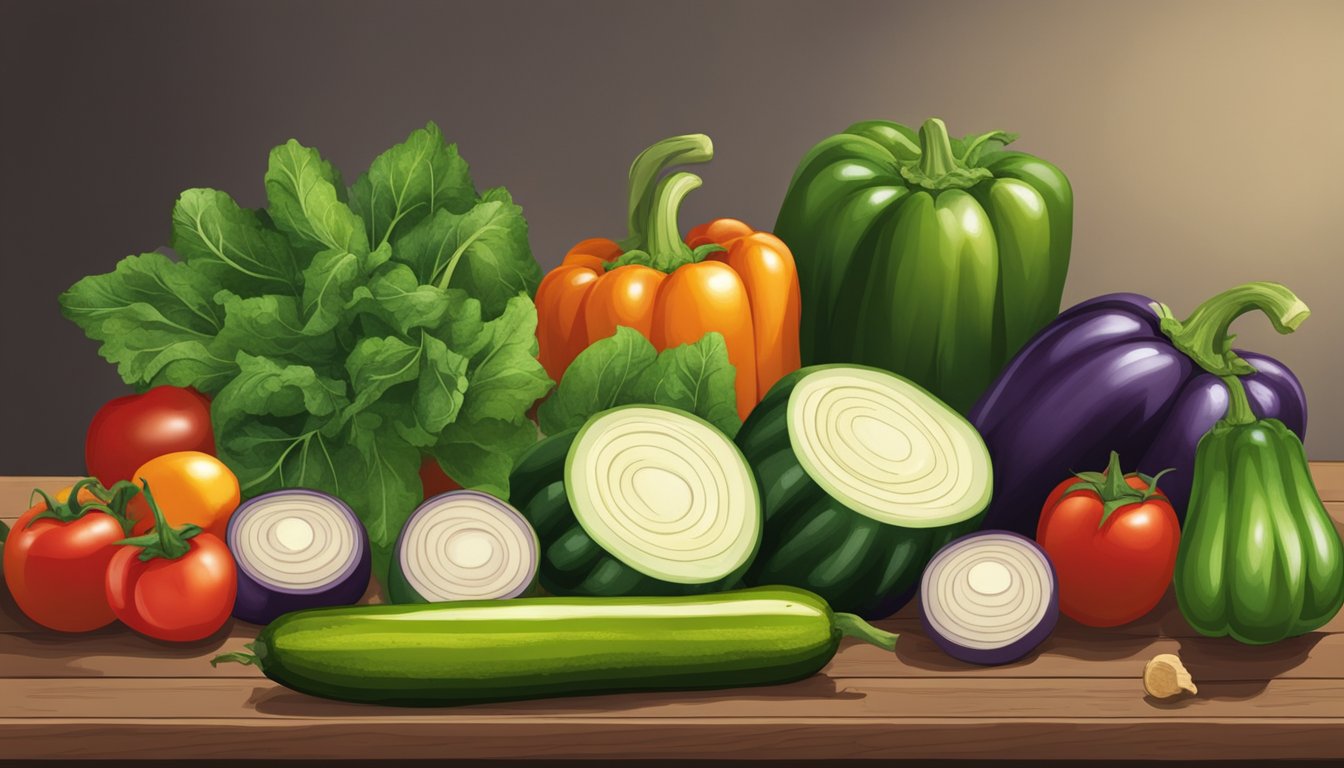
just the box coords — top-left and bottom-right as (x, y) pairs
(265, 139), (368, 257)
(299, 249), (362, 334)
(348, 262), (467, 336)
(215, 291), (340, 363)
(537, 327), (658, 435)
(393, 198), (541, 318)
(344, 411), (423, 548)
(212, 353), (353, 497)
(348, 122), (476, 249)
(343, 336), (422, 418)
(58, 252), (232, 389)
(458, 294), (553, 424)
(428, 417), (540, 500)
(414, 333), (469, 434)
(171, 188), (304, 297)
(631, 332), (740, 437)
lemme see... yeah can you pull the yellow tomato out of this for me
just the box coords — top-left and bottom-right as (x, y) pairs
(127, 451), (240, 541)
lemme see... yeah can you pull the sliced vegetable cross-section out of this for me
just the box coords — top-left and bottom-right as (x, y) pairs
(511, 404), (761, 596)
(389, 491), (539, 604)
(735, 364), (993, 617)
(228, 489), (371, 625)
(920, 530), (1059, 665)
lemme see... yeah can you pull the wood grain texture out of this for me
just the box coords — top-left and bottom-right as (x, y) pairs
(1, 468), (1343, 761)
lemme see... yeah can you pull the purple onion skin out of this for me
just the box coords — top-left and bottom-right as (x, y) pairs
(969, 293), (1306, 534)
(229, 492), (373, 626)
(919, 530), (1060, 666)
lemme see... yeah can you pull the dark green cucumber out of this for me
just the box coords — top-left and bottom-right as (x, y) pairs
(736, 365), (992, 618)
(212, 586), (897, 706)
(510, 405), (761, 597)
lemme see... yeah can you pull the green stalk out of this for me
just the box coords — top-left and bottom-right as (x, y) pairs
(899, 118), (994, 191)
(114, 480), (201, 561)
(1152, 282), (1309, 377)
(620, 134), (714, 252)
(608, 171), (723, 273)
(834, 612), (899, 651)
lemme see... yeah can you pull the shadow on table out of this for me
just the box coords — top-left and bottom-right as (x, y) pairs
(249, 673), (863, 717)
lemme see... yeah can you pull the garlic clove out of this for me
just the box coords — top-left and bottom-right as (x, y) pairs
(1144, 653), (1198, 699)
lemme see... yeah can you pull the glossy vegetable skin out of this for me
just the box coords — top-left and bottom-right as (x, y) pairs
(126, 451), (240, 539)
(774, 118), (1072, 414)
(1036, 453), (1180, 627)
(536, 135), (801, 418)
(971, 284), (1308, 535)
(107, 482), (237, 642)
(4, 480), (133, 632)
(85, 386), (215, 487)
(1175, 389), (1344, 645)
(211, 586), (897, 706)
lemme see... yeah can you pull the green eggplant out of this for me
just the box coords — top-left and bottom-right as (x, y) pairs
(773, 117), (1072, 413)
(1175, 374), (1344, 645)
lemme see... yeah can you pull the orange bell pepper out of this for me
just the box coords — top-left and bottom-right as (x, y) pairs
(535, 135), (801, 419)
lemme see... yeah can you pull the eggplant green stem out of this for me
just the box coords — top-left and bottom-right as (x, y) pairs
(1153, 282), (1309, 378)
(620, 134), (714, 252)
(834, 612), (899, 651)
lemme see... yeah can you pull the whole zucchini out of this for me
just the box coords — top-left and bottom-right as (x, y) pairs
(211, 586), (897, 706)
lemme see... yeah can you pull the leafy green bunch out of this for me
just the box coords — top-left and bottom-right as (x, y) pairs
(60, 122), (553, 581)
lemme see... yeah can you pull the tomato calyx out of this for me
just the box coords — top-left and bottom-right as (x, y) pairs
(113, 479), (202, 561)
(1064, 451), (1175, 527)
(25, 477), (137, 534)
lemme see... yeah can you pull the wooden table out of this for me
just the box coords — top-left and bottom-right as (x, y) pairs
(3, 469), (1344, 762)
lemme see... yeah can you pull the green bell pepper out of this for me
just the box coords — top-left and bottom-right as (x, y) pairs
(1173, 289), (1344, 644)
(773, 117), (1072, 413)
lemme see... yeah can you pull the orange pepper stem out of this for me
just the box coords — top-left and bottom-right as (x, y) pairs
(610, 172), (723, 273)
(619, 134), (714, 252)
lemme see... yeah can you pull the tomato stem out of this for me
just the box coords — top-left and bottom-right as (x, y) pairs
(25, 477), (134, 531)
(114, 479), (201, 561)
(1065, 452), (1174, 528)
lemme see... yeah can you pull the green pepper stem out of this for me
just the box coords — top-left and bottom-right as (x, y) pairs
(918, 119), (957, 179)
(1220, 374), (1257, 426)
(899, 118), (994, 191)
(619, 134), (714, 252)
(834, 612), (899, 651)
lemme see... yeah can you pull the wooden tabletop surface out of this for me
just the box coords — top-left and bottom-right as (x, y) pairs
(3, 468), (1344, 762)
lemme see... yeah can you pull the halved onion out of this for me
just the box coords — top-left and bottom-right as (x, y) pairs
(228, 489), (371, 625)
(920, 530), (1059, 665)
(388, 491), (539, 604)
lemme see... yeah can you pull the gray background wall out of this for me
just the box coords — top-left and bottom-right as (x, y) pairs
(2, 0), (1341, 473)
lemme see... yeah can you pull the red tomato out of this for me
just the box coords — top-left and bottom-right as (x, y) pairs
(419, 456), (462, 499)
(126, 451), (240, 539)
(3, 484), (127, 632)
(1036, 452), (1180, 627)
(86, 386), (215, 487)
(105, 531), (237, 642)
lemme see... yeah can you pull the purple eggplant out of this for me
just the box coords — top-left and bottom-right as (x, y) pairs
(970, 285), (1308, 534)
(227, 489), (371, 625)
